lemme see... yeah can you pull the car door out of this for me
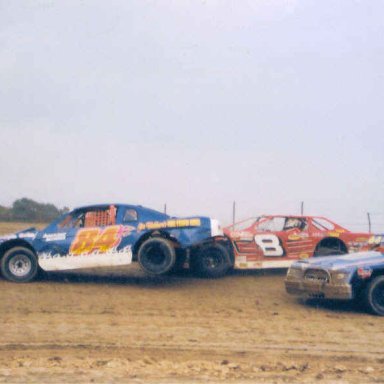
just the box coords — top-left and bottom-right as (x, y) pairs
(282, 217), (312, 259)
(37, 205), (133, 271)
(34, 209), (83, 271)
(254, 217), (285, 259)
(114, 205), (141, 250)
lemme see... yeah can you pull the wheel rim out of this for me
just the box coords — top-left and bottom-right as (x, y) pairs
(202, 249), (222, 269)
(9, 254), (32, 277)
(372, 282), (384, 312)
(144, 244), (167, 267)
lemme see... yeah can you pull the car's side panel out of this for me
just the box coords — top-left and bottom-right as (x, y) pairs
(138, 218), (212, 247)
(32, 206), (138, 271)
(31, 205), (214, 272)
(284, 236), (315, 258)
(37, 225), (135, 271)
(230, 230), (317, 270)
(227, 215), (382, 270)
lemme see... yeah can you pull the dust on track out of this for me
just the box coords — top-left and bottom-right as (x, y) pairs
(0, 224), (384, 383)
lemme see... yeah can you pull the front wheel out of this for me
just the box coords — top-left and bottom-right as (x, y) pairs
(137, 238), (176, 275)
(191, 243), (231, 278)
(1, 247), (38, 283)
(364, 276), (384, 316)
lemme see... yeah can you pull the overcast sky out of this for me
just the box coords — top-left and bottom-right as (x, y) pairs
(0, 0), (383, 231)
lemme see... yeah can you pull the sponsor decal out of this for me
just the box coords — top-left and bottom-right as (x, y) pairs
(355, 237), (369, 243)
(368, 236), (382, 245)
(70, 225), (124, 255)
(234, 260), (262, 269)
(236, 256), (247, 264)
(19, 232), (36, 239)
(137, 218), (201, 231)
(357, 267), (373, 279)
(328, 231), (341, 238)
(0, 234), (17, 241)
(234, 259), (297, 269)
(288, 234), (301, 241)
(231, 231), (254, 241)
(121, 225), (135, 236)
(43, 233), (66, 242)
(288, 233), (309, 241)
(38, 246), (133, 271)
(39, 245), (132, 260)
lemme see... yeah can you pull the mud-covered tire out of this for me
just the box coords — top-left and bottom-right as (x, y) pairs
(364, 276), (384, 316)
(138, 238), (176, 275)
(191, 243), (231, 278)
(169, 250), (187, 275)
(1, 247), (38, 283)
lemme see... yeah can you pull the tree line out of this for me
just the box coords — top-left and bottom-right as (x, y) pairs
(0, 198), (69, 223)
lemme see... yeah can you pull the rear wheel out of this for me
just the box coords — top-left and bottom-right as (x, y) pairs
(364, 276), (384, 316)
(191, 243), (231, 278)
(314, 239), (347, 257)
(138, 238), (176, 275)
(1, 247), (38, 283)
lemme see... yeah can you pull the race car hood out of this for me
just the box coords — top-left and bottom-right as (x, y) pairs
(0, 227), (38, 243)
(294, 251), (384, 271)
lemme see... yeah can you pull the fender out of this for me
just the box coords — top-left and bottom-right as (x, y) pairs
(0, 239), (37, 259)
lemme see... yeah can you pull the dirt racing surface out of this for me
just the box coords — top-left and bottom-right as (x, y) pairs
(1, 225), (384, 383)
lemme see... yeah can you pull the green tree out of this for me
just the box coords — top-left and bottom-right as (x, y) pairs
(11, 198), (62, 222)
(0, 205), (11, 221)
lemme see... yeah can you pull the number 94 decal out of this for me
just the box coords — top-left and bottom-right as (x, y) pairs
(255, 234), (284, 257)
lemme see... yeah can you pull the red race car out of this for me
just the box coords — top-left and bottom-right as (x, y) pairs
(224, 215), (383, 270)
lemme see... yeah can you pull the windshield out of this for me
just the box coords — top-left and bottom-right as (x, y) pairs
(228, 217), (260, 231)
(312, 218), (335, 231)
(256, 217), (285, 232)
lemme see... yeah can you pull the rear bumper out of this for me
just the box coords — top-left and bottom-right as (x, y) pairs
(285, 278), (353, 300)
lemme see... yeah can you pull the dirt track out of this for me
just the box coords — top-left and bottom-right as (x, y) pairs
(1, 227), (384, 383)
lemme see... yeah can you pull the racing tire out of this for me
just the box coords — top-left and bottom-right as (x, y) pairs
(314, 247), (346, 257)
(169, 250), (187, 275)
(1, 247), (38, 283)
(138, 238), (176, 275)
(364, 276), (384, 316)
(191, 243), (231, 278)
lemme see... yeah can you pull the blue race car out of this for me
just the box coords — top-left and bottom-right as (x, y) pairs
(285, 247), (384, 316)
(0, 204), (229, 282)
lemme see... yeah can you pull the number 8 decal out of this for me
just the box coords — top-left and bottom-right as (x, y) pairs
(255, 234), (284, 257)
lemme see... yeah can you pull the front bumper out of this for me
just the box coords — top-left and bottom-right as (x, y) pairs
(285, 277), (353, 300)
